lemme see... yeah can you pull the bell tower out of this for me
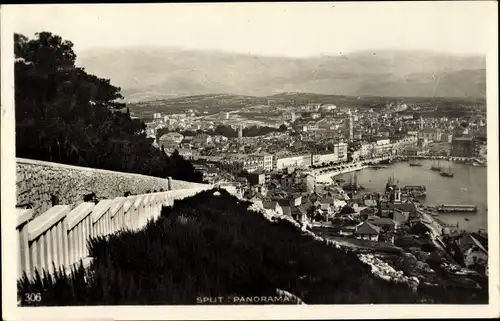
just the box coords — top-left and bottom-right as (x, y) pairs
(393, 186), (401, 203)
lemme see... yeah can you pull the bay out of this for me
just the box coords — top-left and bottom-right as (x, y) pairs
(336, 159), (488, 233)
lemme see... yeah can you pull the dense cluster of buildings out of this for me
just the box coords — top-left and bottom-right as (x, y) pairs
(138, 100), (489, 278)
(451, 137), (481, 158)
(249, 168), (488, 276)
(145, 100), (486, 184)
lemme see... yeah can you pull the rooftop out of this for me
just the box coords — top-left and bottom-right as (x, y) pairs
(262, 201), (278, 210)
(356, 221), (381, 235)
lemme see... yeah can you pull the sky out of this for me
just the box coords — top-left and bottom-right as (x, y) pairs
(3, 2), (497, 58)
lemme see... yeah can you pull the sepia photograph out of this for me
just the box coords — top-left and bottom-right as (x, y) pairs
(1, 2), (498, 320)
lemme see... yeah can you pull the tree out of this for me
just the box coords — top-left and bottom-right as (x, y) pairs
(340, 205), (356, 214)
(14, 32), (202, 182)
(278, 124), (288, 132)
(306, 206), (316, 220)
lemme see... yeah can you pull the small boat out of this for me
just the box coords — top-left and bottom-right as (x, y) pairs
(409, 157), (423, 167)
(343, 172), (364, 191)
(429, 159), (442, 171)
(440, 164), (454, 178)
(379, 159), (393, 165)
(465, 218), (470, 221)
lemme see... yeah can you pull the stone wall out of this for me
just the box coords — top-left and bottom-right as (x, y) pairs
(170, 179), (208, 191)
(16, 158), (205, 216)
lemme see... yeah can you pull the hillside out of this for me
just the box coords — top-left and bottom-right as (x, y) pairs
(77, 47), (486, 101)
(18, 189), (488, 305)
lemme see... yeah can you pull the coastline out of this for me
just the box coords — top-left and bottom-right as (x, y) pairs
(313, 159), (476, 234)
(311, 153), (486, 183)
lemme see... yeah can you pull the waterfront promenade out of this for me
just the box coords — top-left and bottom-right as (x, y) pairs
(310, 154), (486, 183)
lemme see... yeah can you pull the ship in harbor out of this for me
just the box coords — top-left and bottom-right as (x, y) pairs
(371, 165), (388, 170)
(440, 164), (454, 178)
(342, 172), (365, 192)
(401, 185), (427, 198)
(409, 157), (423, 167)
(430, 159), (442, 171)
(379, 158), (394, 165)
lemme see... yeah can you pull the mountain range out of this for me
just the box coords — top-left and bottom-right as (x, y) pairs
(76, 47), (486, 102)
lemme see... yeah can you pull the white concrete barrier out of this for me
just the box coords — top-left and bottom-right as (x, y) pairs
(17, 185), (212, 279)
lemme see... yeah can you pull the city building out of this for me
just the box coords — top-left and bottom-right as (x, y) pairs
(372, 139), (393, 157)
(441, 133), (453, 144)
(246, 171), (266, 186)
(274, 153), (312, 170)
(451, 137), (478, 157)
(262, 201), (283, 215)
(177, 148), (200, 160)
(417, 137), (429, 149)
(320, 104), (337, 112)
(359, 143), (374, 159)
(249, 153), (274, 171)
(355, 222), (380, 241)
(192, 134), (213, 145)
(224, 153), (273, 174)
(457, 233), (488, 271)
(419, 128), (442, 142)
(158, 132), (184, 149)
(306, 122), (320, 132)
(166, 118), (177, 126)
(311, 152), (339, 167)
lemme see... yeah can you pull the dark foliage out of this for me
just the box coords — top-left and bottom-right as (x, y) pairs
(18, 189), (427, 305)
(18, 190), (488, 305)
(15, 32), (201, 182)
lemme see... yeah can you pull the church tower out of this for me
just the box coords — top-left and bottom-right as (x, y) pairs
(238, 124), (243, 139)
(347, 110), (354, 141)
(393, 186), (402, 203)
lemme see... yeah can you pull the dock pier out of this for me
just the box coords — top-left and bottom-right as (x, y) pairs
(436, 204), (478, 213)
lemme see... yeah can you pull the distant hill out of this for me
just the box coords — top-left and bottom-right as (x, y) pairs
(77, 47), (486, 101)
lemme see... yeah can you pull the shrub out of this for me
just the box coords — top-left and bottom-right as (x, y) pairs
(18, 189), (487, 305)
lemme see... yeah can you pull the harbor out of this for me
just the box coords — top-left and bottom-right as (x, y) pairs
(334, 159), (487, 232)
(308, 165), (488, 281)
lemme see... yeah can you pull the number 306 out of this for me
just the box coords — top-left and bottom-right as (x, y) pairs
(25, 293), (42, 302)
